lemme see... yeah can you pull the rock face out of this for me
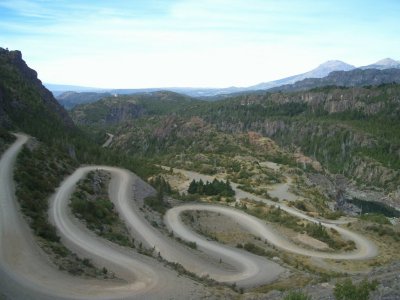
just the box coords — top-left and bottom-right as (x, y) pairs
(0, 48), (74, 130)
(260, 120), (399, 192)
(335, 187), (361, 216)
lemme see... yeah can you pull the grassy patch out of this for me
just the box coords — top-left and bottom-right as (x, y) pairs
(237, 242), (274, 258)
(244, 203), (355, 251)
(360, 213), (391, 225)
(252, 274), (311, 294)
(365, 224), (400, 241)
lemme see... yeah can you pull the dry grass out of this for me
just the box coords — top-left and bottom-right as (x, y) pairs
(252, 274), (311, 294)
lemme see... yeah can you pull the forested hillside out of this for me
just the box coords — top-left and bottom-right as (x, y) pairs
(71, 84), (400, 200)
(71, 91), (196, 127)
(193, 85), (400, 191)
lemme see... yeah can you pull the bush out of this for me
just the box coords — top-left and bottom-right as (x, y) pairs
(284, 291), (311, 300)
(305, 222), (341, 249)
(144, 194), (168, 214)
(243, 242), (273, 258)
(360, 213), (390, 225)
(334, 278), (378, 300)
(294, 201), (308, 211)
(323, 211), (343, 220)
(366, 224), (400, 241)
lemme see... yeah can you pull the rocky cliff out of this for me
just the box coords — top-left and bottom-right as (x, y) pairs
(0, 47), (74, 133)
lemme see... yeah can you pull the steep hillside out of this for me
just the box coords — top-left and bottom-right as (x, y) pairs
(195, 85), (400, 194)
(0, 48), (74, 138)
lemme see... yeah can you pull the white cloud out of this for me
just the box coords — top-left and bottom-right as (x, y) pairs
(2, 0), (400, 88)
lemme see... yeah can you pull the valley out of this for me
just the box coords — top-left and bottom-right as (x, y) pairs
(1, 134), (390, 300)
(1, 48), (400, 300)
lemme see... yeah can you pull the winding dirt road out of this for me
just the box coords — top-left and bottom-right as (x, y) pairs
(0, 135), (204, 299)
(101, 133), (114, 148)
(0, 134), (378, 299)
(165, 204), (377, 260)
(0, 134), (282, 299)
(170, 168), (378, 260)
(51, 165), (284, 288)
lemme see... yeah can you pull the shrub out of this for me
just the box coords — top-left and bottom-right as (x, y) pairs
(284, 291), (311, 300)
(144, 194), (168, 214)
(294, 201), (308, 211)
(360, 213), (390, 225)
(243, 242), (273, 258)
(334, 278), (378, 300)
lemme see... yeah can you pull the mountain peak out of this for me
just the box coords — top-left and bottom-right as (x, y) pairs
(317, 60), (354, 69)
(373, 58), (400, 66)
(360, 58), (400, 70)
(250, 59), (355, 90)
(305, 60), (355, 79)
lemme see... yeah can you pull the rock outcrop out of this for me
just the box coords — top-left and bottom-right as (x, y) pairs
(0, 47), (74, 130)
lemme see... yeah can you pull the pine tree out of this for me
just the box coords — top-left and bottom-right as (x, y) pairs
(188, 179), (197, 194)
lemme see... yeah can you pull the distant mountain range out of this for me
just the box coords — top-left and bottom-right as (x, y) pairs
(360, 58), (400, 70)
(268, 68), (400, 93)
(47, 58), (400, 106)
(248, 60), (356, 90)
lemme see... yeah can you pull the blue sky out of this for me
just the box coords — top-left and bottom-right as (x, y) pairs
(1, 0), (399, 88)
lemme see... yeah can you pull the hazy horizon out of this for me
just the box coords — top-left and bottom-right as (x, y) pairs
(2, 0), (400, 89)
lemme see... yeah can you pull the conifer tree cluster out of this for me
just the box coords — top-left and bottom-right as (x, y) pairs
(187, 178), (235, 197)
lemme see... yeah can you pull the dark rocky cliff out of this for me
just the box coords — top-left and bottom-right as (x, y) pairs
(0, 48), (74, 132)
